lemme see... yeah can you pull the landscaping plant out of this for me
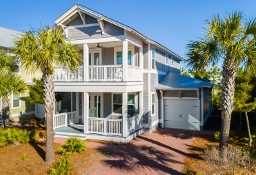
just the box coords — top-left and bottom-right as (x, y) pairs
(0, 127), (30, 147)
(49, 156), (72, 175)
(58, 137), (86, 155)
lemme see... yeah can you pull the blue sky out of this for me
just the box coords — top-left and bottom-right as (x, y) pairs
(1, 0), (256, 63)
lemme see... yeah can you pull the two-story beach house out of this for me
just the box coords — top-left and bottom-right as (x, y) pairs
(52, 4), (214, 142)
(0, 27), (41, 121)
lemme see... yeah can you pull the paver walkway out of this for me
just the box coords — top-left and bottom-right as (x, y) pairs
(86, 129), (201, 175)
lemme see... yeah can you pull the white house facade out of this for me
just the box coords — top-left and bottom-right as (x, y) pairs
(52, 4), (214, 142)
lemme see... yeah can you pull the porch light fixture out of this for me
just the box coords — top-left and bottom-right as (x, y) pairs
(97, 43), (103, 48)
(178, 92), (182, 98)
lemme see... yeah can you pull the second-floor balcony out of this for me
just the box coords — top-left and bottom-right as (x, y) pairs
(54, 65), (143, 82)
(54, 40), (143, 83)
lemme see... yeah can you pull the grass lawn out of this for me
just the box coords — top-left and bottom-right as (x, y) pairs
(0, 141), (104, 175)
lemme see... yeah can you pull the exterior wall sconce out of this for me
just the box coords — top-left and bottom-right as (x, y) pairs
(178, 92), (182, 98)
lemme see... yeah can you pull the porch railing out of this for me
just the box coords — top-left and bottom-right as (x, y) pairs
(53, 111), (79, 129)
(54, 67), (83, 82)
(127, 115), (143, 134)
(88, 117), (122, 136)
(89, 65), (123, 81)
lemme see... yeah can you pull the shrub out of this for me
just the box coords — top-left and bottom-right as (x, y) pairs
(200, 146), (256, 174)
(0, 127), (30, 147)
(58, 137), (86, 155)
(49, 156), (72, 175)
(184, 169), (200, 175)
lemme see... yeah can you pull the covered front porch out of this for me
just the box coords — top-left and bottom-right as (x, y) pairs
(53, 92), (144, 140)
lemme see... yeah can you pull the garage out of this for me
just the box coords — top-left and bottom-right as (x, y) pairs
(164, 98), (200, 130)
(157, 72), (214, 131)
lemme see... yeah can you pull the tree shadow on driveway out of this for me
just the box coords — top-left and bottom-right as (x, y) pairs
(96, 143), (183, 175)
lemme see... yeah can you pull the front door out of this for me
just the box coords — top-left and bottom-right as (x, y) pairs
(89, 49), (101, 65)
(89, 93), (103, 118)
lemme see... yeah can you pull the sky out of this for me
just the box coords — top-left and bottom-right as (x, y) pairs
(1, 0), (256, 66)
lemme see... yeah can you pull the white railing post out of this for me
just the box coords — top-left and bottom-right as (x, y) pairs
(122, 40), (128, 81)
(122, 92), (128, 137)
(83, 44), (89, 82)
(104, 119), (107, 135)
(65, 113), (68, 126)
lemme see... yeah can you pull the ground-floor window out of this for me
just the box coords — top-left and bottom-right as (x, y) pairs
(12, 93), (21, 108)
(128, 94), (136, 116)
(113, 94), (122, 114)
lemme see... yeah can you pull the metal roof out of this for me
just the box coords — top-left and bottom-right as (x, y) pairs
(157, 72), (214, 90)
(55, 4), (183, 61)
(0, 27), (23, 48)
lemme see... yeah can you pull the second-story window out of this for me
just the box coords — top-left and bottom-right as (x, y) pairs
(151, 49), (156, 69)
(116, 52), (122, 65)
(12, 93), (21, 108)
(165, 56), (168, 65)
(13, 58), (20, 74)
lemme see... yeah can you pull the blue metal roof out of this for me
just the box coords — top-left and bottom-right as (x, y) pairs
(157, 72), (214, 89)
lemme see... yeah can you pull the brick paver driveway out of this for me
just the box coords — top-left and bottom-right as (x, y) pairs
(87, 128), (202, 175)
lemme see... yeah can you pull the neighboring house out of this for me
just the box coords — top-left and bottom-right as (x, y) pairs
(50, 4), (214, 142)
(0, 27), (41, 121)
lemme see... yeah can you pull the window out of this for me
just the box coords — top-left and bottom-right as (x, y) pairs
(113, 94), (122, 113)
(151, 92), (155, 115)
(13, 59), (20, 73)
(13, 93), (21, 108)
(128, 94), (136, 116)
(128, 51), (132, 65)
(165, 56), (168, 65)
(151, 49), (156, 69)
(116, 52), (122, 65)
(89, 53), (92, 65)
(94, 53), (100, 65)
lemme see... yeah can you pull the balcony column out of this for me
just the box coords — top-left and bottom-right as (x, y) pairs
(122, 92), (128, 137)
(122, 40), (128, 81)
(83, 44), (89, 81)
(83, 92), (89, 133)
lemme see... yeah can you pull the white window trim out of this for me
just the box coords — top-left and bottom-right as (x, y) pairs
(112, 93), (123, 115)
(89, 48), (102, 65)
(114, 46), (135, 65)
(151, 48), (156, 69)
(12, 93), (21, 109)
(165, 55), (168, 65)
(151, 92), (156, 116)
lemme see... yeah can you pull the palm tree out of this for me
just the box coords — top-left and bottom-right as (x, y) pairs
(15, 27), (81, 164)
(0, 53), (27, 127)
(186, 12), (256, 159)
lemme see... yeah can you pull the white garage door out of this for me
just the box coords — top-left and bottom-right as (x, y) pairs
(164, 99), (200, 130)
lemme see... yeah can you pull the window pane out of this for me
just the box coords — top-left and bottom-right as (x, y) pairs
(13, 100), (19, 108)
(152, 94), (155, 103)
(128, 95), (135, 105)
(128, 51), (132, 65)
(114, 104), (122, 113)
(152, 104), (155, 114)
(128, 105), (136, 116)
(151, 49), (156, 59)
(94, 53), (100, 65)
(165, 56), (168, 64)
(152, 59), (155, 69)
(117, 52), (122, 65)
(89, 53), (92, 65)
(113, 94), (122, 104)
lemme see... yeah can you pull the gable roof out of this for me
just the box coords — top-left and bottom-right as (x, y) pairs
(157, 72), (214, 90)
(0, 27), (23, 48)
(55, 4), (183, 61)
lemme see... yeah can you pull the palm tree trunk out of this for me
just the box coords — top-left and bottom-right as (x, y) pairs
(219, 60), (236, 160)
(2, 95), (10, 128)
(43, 72), (55, 164)
(245, 112), (252, 147)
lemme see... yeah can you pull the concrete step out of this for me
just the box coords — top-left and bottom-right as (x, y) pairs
(54, 132), (87, 140)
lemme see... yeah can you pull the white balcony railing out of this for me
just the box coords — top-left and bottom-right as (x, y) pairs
(89, 65), (123, 81)
(88, 117), (122, 136)
(54, 67), (83, 82)
(54, 65), (142, 82)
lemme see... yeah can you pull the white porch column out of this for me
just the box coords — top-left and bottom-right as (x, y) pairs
(83, 44), (89, 81)
(76, 92), (79, 122)
(122, 92), (128, 137)
(122, 40), (128, 81)
(139, 47), (143, 69)
(160, 90), (164, 128)
(139, 91), (143, 116)
(83, 92), (89, 133)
